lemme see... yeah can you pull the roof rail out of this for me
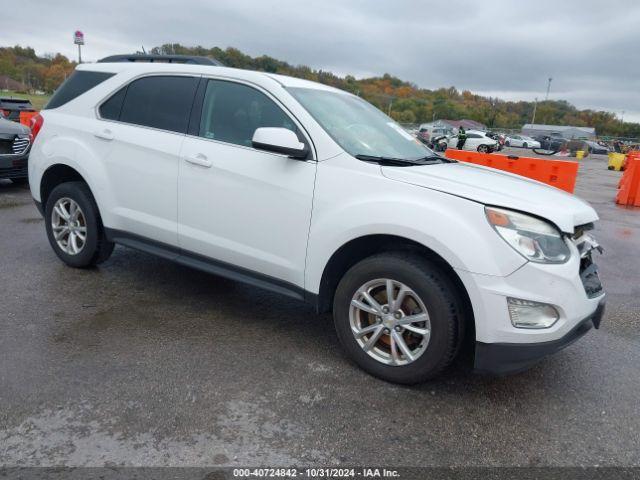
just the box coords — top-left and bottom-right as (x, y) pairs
(97, 54), (224, 66)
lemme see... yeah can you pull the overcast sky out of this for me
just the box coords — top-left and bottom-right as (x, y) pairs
(5, 0), (640, 121)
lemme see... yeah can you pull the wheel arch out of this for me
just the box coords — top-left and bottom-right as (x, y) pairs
(314, 234), (474, 338)
(40, 163), (89, 209)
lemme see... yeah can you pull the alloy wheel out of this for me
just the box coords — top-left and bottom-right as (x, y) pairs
(349, 278), (431, 366)
(51, 197), (87, 255)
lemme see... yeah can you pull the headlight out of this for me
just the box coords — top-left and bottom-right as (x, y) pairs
(485, 207), (571, 264)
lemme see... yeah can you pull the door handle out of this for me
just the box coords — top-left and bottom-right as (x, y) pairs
(94, 129), (114, 141)
(184, 153), (212, 168)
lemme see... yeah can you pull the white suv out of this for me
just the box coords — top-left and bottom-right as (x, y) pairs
(28, 58), (605, 383)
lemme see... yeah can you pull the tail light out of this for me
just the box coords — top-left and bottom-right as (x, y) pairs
(29, 113), (44, 143)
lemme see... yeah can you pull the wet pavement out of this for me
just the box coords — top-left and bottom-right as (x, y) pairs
(1, 152), (639, 467)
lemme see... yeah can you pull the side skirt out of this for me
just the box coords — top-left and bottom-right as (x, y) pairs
(104, 228), (319, 307)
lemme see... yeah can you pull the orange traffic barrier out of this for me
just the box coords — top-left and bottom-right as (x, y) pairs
(19, 111), (38, 128)
(616, 156), (640, 207)
(625, 150), (640, 172)
(444, 149), (579, 193)
(619, 151), (640, 189)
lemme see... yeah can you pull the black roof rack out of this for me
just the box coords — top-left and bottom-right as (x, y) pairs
(97, 54), (224, 66)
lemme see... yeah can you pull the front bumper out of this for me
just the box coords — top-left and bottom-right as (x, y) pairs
(0, 153), (28, 179)
(474, 298), (605, 375)
(454, 232), (605, 374)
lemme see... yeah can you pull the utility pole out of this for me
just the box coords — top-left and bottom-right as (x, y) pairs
(621, 111), (625, 124)
(531, 97), (538, 124)
(544, 77), (552, 101)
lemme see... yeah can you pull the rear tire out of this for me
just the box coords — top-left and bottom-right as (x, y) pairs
(333, 252), (464, 384)
(44, 181), (114, 268)
(477, 145), (489, 153)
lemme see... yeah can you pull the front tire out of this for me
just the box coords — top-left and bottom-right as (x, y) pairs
(44, 181), (114, 268)
(333, 253), (464, 384)
(477, 144), (489, 153)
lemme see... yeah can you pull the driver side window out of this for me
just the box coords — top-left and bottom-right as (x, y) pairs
(199, 79), (296, 148)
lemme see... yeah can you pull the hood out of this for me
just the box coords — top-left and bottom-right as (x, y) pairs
(382, 161), (597, 233)
(0, 117), (29, 136)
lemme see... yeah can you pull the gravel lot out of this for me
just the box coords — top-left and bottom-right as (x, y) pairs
(1, 151), (639, 467)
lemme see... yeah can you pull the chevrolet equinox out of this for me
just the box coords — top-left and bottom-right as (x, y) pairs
(28, 58), (605, 383)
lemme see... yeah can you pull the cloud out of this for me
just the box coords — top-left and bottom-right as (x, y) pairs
(3, 0), (639, 119)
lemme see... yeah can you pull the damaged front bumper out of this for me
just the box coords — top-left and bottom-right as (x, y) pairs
(474, 298), (605, 375)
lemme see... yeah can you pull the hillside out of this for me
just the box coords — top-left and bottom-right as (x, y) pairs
(1, 44), (638, 138)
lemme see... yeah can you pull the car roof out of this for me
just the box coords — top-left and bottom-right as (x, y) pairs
(77, 62), (342, 93)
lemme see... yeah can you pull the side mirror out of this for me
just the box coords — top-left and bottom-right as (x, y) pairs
(252, 127), (309, 159)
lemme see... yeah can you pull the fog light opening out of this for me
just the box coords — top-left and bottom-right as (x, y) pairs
(507, 297), (559, 329)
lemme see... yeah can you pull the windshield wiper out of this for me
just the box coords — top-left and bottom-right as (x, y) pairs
(355, 154), (452, 166)
(414, 154), (456, 163)
(355, 154), (418, 166)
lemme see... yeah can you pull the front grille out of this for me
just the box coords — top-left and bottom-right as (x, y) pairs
(0, 136), (30, 156)
(571, 225), (604, 298)
(0, 138), (12, 154)
(12, 137), (30, 155)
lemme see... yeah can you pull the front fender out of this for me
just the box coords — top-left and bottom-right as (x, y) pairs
(305, 155), (526, 294)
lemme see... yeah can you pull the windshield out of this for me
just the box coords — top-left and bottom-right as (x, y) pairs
(288, 87), (435, 161)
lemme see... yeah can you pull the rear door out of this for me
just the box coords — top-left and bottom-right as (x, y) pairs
(95, 75), (200, 246)
(177, 78), (316, 288)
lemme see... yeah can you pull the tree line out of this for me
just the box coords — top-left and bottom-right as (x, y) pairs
(1, 44), (638, 138)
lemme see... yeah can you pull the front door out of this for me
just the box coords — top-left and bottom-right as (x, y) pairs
(178, 79), (316, 289)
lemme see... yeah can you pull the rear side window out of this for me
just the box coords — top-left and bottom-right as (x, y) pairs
(99, 87), (126, 120)
(118, 76), (199, 134)
(45, 71), (114, 110)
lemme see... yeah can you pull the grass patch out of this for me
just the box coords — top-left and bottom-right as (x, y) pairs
(0, 90), (51, 110)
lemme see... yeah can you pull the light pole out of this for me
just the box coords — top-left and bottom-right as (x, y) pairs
(531, 97), (538, 124)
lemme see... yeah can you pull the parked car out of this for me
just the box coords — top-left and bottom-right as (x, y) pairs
(28, 59), (605, 384)
(445, 130), (498, 153)
(505, 134), (541, 149)
(417, 124), (453, 144)
(533, 135), (566, 152)
(0, 117), (30, 183)
(584, 141), (610, 155)
(0, 97), (35, 122)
